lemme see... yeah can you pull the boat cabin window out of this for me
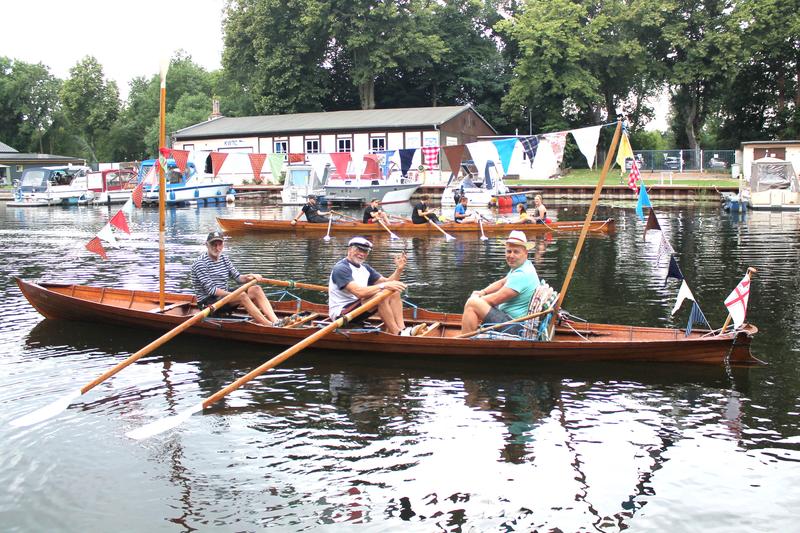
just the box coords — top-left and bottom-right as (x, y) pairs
(168, 168), (184, 184)
(20, 170), (48, 188)
(289, 169), (309, 186)
(52, 171), (72, 185)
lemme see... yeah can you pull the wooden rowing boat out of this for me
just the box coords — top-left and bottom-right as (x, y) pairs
(17, 278), (759, 365)
(215, 217), (616, 235)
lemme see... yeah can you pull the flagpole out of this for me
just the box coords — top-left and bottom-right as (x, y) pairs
(158, 58), (169, 311)
(554, 121), (622, 313)
(719, 267), (756, 334)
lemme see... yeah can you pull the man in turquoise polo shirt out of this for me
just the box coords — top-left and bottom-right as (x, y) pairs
(460, 230), (540, 335)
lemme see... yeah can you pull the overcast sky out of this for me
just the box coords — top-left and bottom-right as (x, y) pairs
(4, 0), (226, 100)
(4, 1), (667, 130)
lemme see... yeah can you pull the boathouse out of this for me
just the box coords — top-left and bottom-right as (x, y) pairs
(171, 105), (496, 181)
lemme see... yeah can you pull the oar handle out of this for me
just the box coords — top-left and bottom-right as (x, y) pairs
(259, 278), (328, 292)
(331, 210), (358, 222)
(80, 279), (259, 394)
(201, 289), (394, 409)
(455, 307), (555, 339)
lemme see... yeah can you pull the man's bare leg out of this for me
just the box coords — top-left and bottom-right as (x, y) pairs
(460, 295), (491, 334)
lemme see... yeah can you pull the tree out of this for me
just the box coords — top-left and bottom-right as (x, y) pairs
(60, 56), (120, 163)
(0, 57), (61, 152)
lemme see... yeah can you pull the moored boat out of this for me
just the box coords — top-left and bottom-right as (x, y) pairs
(16, 279), (759, 365)
(8, 165), (93, 207)
(215, 216), (616, 235)
(139, 158), (233, 206)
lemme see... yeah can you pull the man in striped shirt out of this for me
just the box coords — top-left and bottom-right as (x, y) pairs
(191, 231), (283, 326)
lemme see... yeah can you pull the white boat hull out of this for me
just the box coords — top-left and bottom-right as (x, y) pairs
(143, 183), (233, 205)
(323, 181), (420, 204)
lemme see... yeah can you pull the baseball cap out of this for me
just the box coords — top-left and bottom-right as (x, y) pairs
(306, 194), (317, 199)
(206, 231), (224, 243)
(505, 230), (533, 250)
(348, 236), (373, 251)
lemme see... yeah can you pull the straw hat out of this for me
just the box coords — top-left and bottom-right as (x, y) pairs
(505, 230), (534, 250)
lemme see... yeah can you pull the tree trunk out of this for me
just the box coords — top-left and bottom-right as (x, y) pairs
(358, 79), (375, 110)
(682, 96), (698, 150)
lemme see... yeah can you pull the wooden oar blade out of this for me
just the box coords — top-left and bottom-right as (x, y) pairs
(125, 402), (204, 440)
(9, 388), (82, 427)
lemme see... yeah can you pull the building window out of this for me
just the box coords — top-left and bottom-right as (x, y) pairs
(337, 137), (352, 153)
(16, 165), (24, 172)
(370, 136), (386, 153)
(274, 140), (288, 160)
(305, 139), (320, 154)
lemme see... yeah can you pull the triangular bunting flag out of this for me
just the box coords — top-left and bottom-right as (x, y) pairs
(644, 207), (661, 240)
(671, 280), (696, 315)
(132, 181), (144, 208)
(616, 132), (634, 171)
(569, 125), (602, 168)
(724, 274), (752, 329)
(635, 178), (651, 220)
(210, 152), (228, 177)
(380, 150), (396, 177)
(142, 164), (157, 186)
(519, 136), (539, 164)
(330, 152), (352, 179)
(288, 153), (305, 164)
(492, 138), (517, 174)
(543, 132), (567, 165)
(686, 301), (711, 336)
(628, 158), (641, 191)
(421, 146), (440, 168)
(248, 153), (267, 184)
(443, 145), (466, 176)
(665, 255), (684, 285)
(466, 141), (499, 184)
(121, 198), (134, 215)
(267, 153), (284, 183)
(110, 210), (131, 234)
(171, 149), (189, 174)
(85, 237), (108, 260)
(398, 149), (416, 177)
(97, 223), (118, 247)
(656, 234), (674, 265)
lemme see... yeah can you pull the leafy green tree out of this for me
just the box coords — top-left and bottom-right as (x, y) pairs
(60, 56), (120, 163)
(223, 0), (331, 114)
(0, 57), (61, 152)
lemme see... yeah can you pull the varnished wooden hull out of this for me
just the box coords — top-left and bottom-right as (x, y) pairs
(16, 279), (759, 366)
(215, 217), (615, 235)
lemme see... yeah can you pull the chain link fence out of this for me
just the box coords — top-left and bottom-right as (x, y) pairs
(628, 149), (736, 174)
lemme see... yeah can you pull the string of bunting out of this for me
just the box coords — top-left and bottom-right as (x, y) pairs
(623, 130), (750, 333)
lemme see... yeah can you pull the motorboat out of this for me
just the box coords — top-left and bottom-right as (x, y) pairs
(743, 157), (799, 211)
(442, 160), (511, 208)
(323, 154), (421, 205)
(76, 168), (139, 205)
(139, 159), (233, 206)
(281, 163), (328, 205)
(7, 166), (93, 207)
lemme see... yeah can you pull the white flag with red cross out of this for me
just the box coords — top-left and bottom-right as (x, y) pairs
(724, 274), (752, 329)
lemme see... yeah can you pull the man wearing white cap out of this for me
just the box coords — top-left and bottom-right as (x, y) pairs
(328, 236), (410, 335)
(460, 230), (540, 334)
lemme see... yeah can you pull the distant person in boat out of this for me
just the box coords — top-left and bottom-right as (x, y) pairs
(532, 194), (548, 224)
(362, 198), (391, 225)
(329, 236), (413, 336)
(411, 194), (440, 224)
(191, 231), (284, 327)
(291, 194), (330, 224)
(454, 196), (478, 223)
(460, 230), (540, 335)
(516, 203), (533, 224)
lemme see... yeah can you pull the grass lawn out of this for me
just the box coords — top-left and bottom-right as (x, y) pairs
(506, 169), (740, 188)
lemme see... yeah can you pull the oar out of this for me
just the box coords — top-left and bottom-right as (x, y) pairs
(10, 280), (259, 428)
(455, 307), (555, 339)
(323, 215), (333, 242)
(259, 278), (328, 292)
(377, 218), (400, 240)
(126, 289), (395, 440)
(424, 215), (455, 241)
(478, 216), (488, 241)
(330, 210), (359, 222)
(387, 213), (413, 223)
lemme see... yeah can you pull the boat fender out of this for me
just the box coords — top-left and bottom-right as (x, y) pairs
(194, 189), (200, 198)
(169, 191), (176, 201)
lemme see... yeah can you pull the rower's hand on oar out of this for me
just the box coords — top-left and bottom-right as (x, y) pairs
(380, 280), (406, 292)
(243, 273), (262, 282)
(393, 252), (408, 271)
(290, 219), (297, 225)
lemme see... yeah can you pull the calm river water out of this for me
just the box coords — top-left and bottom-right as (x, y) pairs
(0, 200), (798, 532)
